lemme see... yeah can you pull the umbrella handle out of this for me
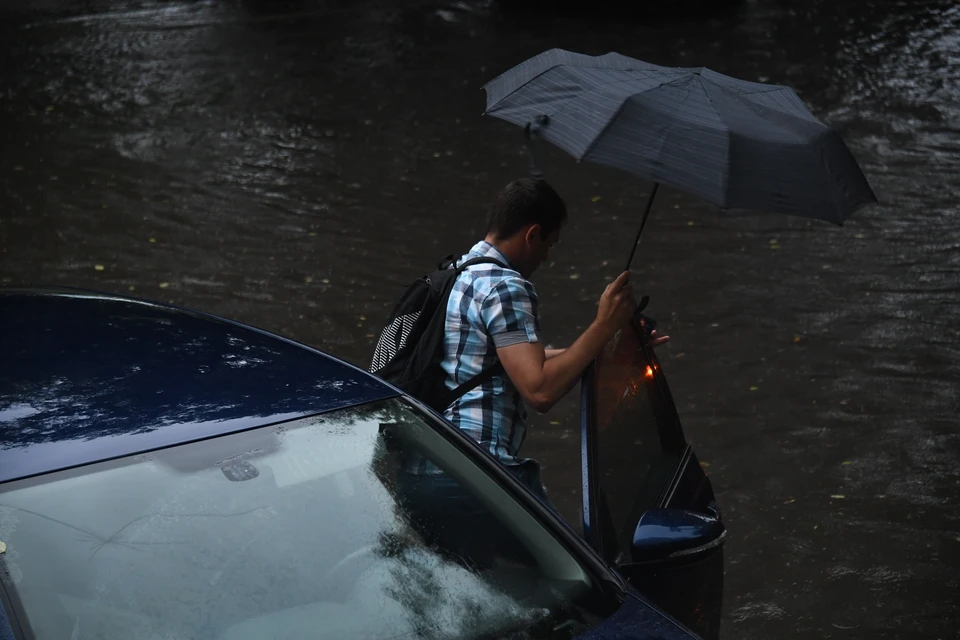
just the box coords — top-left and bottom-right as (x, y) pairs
(524, 115), (549, 180)
(624, 182), (660, 271)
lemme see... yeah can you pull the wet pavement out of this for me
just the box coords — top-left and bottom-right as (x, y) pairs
(1, 0), (959, 637)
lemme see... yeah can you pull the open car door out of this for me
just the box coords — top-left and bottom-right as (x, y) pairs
(580, 312), (725, 639)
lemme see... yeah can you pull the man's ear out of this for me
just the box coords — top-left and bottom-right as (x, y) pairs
(524, 224), (542, 247)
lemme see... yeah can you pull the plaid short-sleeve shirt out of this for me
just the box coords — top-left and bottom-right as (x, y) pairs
(404, 240), (541, 474)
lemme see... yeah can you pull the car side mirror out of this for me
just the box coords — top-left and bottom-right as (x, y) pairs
(631, 508), (726, 563)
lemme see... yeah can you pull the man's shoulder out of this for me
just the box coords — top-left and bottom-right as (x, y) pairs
(459, 262), (536, 299)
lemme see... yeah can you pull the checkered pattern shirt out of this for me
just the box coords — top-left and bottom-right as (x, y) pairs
(404, 240), (542, 474)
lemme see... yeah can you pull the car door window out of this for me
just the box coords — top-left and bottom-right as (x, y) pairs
(591, 324), (686, 562)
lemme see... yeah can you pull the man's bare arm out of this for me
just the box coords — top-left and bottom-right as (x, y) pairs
(497, 272), (636, 413)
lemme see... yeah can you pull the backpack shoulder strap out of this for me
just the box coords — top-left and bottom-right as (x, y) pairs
(434, 254), (511, 409)
(441, 360), (505, 407)
(454, 256), (508, 273)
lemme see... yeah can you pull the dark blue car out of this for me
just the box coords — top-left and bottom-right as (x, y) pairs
(0, 288), (724, 640)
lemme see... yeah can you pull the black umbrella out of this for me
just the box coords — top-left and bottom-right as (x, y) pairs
(483, 49), (877, 270)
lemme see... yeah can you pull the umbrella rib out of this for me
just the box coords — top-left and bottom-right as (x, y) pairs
(574, 75), (689, 162)
(695, 75), (732, 205)
(483, 64), (566, 113)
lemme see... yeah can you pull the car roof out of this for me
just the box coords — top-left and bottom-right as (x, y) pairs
(0, 287), (398, 484)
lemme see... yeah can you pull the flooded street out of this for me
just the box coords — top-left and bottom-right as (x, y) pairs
(1, 0), (958, 637)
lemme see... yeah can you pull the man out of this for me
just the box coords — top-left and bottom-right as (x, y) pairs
(403, 177), (669, 499)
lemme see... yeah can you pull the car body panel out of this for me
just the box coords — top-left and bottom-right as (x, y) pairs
(575, 592), (698, 639)
(0, 288), (396, 483)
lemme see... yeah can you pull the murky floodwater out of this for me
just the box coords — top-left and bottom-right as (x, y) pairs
(1, 0), (958, 637)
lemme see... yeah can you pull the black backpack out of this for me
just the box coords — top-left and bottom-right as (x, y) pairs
(369, 255), (507, 412)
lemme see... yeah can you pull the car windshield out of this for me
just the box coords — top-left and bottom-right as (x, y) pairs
(0, 398), (618, 640)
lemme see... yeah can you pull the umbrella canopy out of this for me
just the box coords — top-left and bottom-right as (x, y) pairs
(484, 48), (877, 226)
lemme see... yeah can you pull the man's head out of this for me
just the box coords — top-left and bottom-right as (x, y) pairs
(485, 178), (567, 278)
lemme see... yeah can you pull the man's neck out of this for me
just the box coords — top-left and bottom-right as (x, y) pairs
(484, 234), (527, 277)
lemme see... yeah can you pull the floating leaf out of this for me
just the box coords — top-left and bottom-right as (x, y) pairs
(94, 264), (105, 271)
(149, 237), (157, 243)
(46, 105), (55, 112)
(366, 333), (375, 338)
(159, 282), (170, 289)
(550, 421), (561, 425)
(309, 232), (317, 237)
(813, 525), (819, 530)
(432, 152), (441, 158)
(13, 165), (23, 171)
(321, 278), (330, 284)
(793, 335), (802, 343)
(842, 461), (852, 465)
(128, 285), (136, 291)
(699, 461), (710, 468)
(769, 238), (779, 244)
(749, 386), (759, 391)
(686, 220), (694, 226)
(0, 541), (5, 554)
(569, 273), (580, 280)
(783, 498), (795, 505)
(304, 276), (313, 284)
(855, 233), (864, 239)
(830, 494), (846, 500)
(591, 196), (602, 202)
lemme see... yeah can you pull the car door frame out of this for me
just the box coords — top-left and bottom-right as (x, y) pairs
(578, 314), (724, 638)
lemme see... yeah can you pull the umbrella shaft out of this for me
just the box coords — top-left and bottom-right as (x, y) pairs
(625, 182), (660, 271)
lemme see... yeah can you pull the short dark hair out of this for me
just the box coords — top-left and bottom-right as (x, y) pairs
(486, 178), (568, 240)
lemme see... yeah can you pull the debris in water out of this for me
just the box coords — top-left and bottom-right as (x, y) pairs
(591, 196), (601, 202)
(94, 264), (105, 271)
(783, 498), (795, 504)
(569, 273), (580, 280)
(830, 494), (846, 500)
(699, 461), (710, 468)
(149, 237), (157, 243)
(304, 276), (313, 284)
(0, 541), (5, 554)
(749, 386), (759, 391)
(159, 282), (170, 289)
(842, 461), (852, 465)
